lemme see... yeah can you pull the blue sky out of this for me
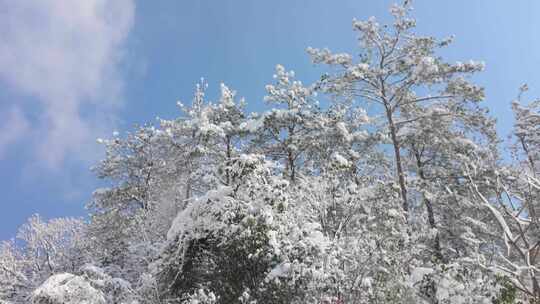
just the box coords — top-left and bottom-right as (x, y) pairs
(1, 1), (540, 239)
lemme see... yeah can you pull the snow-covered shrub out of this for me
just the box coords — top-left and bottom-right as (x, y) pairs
(0, 216), (87, 303)
(31, 273), (106, 304)
(29, 264), (135, 304)
(155, 154), (329, 303)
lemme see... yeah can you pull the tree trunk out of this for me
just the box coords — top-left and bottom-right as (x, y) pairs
(413, 147), (444, 262)
(288, 149), (295, 182)
(225, 135), (231, 185)
(386, 107), (408, 213)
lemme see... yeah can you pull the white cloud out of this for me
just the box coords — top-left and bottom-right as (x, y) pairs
(0, 106), (30, 158)
(0, 0), (135, 168)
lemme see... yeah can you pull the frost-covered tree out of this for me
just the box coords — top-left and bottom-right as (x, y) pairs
(308, 2), (485, 216)
(88, 125), (173, 278)
(0, 240), (30, 303)
(306, 3), (502, 277)
(0, 215), (87, 303)
(84, 81), (249, 301)
(17, 215), (87, 274)
(512, 85), (540, 176)
(247, 65), (321, 182)
(161, 81), (248, 191)
(3, 2), (540, 303)
(463, 87), (540, 302)
(156, 154), (328, 304)
(394, 91), (499, 263)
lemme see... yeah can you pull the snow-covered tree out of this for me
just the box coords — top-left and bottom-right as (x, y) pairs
(17, 215), (87, 274)
(160, 81), (248, 191)
(88, 126), (171, 278)
(512, 85), (540, 176)
(0, 215), (87, 303)
(155, 153), (329, 303)
(0, 240), (30, 303)
(461, 87), (540, 302)
(247, 65), (321, 182)
(307, 2), (485, 216)
(3, 2), (540, 303)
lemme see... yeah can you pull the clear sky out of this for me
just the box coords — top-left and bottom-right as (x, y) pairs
(1, 1), (540, 239)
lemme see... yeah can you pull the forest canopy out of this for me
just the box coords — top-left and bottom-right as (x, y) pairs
(1, 2), (540, 304)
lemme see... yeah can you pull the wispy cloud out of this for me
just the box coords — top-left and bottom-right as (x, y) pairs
(0, 106), (30, 158)
(0, 0), (135, 168)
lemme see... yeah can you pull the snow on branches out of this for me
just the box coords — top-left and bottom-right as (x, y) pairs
(2, 2), (539, 304)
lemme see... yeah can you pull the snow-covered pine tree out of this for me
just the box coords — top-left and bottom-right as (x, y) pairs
(246, 65), (321, 183)
(307, 2), (485, 216)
